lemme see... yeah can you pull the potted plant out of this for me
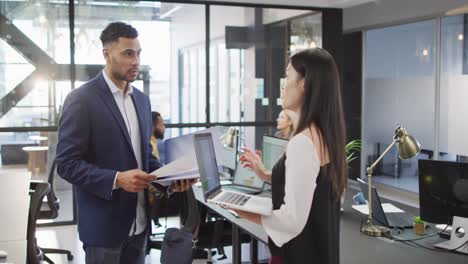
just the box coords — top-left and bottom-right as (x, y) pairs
(413, 216), (425, 236)
(341, 140), (362, 209)
(346, 139), (362, 165)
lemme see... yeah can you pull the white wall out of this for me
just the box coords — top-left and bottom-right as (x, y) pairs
(344, 0), (468, 32)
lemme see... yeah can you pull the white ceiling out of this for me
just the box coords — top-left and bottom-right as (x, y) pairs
(192, 0), (377, 8)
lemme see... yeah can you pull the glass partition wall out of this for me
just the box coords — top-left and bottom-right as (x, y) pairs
(363, 14), (468, 193)
(1, 1), (325, 225)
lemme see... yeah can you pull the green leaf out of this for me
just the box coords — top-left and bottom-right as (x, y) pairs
(346, 139), (362, 165)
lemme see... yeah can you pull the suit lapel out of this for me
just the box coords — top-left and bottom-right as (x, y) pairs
(95, 73), (133, 152)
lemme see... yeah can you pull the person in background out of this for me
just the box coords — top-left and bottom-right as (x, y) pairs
(274, 109), (295, 139)
(238, 48), (347, 264)
(150, 111), (166, 160)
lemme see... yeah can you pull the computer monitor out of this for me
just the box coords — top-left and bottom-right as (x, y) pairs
(418, 159), (468, 224)
(262, 135), (288, 171)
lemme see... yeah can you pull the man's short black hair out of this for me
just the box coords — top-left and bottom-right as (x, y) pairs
(152, 111), (161, 125)
(100, 22), (138, 46)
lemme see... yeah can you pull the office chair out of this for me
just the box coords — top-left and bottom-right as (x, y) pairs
(33, 159), (73, 262)
(27, 181), (50, 264)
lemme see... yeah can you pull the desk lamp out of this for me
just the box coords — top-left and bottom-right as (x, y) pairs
(362, 126), (421, 236)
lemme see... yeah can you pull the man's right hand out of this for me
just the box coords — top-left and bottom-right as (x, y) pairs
(116, 169), (157, 192)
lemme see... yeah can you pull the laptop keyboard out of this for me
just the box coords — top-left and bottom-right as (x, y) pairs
(225, 185), (259, 194)
(218, 192), (251, 206)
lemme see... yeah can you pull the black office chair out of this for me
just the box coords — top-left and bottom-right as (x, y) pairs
(34, 159), (73, 262)
(27, 181), (50, 264)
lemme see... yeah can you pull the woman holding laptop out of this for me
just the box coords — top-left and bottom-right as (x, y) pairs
(238, 48), (347, 264)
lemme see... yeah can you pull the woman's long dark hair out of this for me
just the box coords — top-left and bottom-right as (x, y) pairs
(290, 48), (347, 199)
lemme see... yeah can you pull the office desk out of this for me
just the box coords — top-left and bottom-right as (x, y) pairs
(193, 186), (467, 264)
(0, 173), (30, 263)
(0, 241), (27, 263)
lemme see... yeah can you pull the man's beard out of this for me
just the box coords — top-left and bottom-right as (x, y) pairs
(154, 130), (164, 140)
(112, 68), (137, 83)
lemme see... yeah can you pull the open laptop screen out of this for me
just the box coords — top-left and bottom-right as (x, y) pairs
(233, 164), (264, 189)
(263, 135), (288, 171)
(193, 133), (221, 200)
(357, 178), (389, 226)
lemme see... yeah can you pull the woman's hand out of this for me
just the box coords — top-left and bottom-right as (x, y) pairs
(232, 209), (262, 225)
(239, 148), (272, 183)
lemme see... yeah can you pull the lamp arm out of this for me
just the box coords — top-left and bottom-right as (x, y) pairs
(367, 139), (398, 175)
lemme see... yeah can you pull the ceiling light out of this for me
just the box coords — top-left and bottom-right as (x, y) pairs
(459, 34), (464, 41)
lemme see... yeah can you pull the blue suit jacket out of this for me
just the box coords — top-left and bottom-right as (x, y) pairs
(56, 73), (162, 247)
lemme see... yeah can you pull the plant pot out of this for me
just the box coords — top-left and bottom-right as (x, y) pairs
(414, 222), (425, 236)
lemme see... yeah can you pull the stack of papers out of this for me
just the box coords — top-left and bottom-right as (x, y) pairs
(151, 155), (200, 186)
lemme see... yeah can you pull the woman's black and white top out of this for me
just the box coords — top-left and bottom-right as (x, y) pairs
(262, 133), (340, 264)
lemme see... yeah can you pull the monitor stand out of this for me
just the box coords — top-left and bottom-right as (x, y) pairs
(435, 216), (468, 255)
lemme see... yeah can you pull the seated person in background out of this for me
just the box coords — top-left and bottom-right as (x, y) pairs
(274, 109), (295, 139)
(149, 111), (166, 227)
(150, 111), (165, 160)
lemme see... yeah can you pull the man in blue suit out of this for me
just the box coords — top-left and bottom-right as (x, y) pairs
(56, 22), (193, 264)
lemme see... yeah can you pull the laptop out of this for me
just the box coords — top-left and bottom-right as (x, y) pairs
(223, 164), (264, 194)
(221, 134), (287, 194)
(357, 178), (415, 228)
(262, 135), (288, 171)
(193, 132), (272, 216)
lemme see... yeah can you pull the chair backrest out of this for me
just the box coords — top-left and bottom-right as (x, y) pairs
(46, 158), (59, 205)
(38, 159), (59, 219)
(27, 182), (50, 264)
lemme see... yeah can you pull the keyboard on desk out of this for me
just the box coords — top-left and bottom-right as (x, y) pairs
(217, 191), (251, 206)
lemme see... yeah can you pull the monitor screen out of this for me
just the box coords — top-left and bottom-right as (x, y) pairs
(263, 135), (288, 171)
(193, 133), (221, 199)
(233, 163), (264, 189)
(418, 159), (468, 224)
